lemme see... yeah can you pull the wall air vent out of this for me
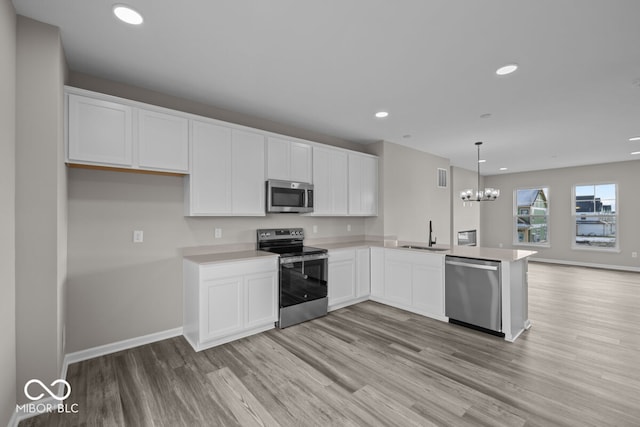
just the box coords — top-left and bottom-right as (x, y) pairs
(437, 168), (448, 188)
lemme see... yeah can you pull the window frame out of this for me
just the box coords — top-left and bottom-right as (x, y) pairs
(571, 182), (619, 252)
(513, 186), (550, 248)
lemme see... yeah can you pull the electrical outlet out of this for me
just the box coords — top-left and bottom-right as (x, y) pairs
(313, 225), (318, 234)
(347, 224), (351, 232)
(632, 252), (638, 258)
(214, 228), (222, 239)
(133, 230), (144, 243)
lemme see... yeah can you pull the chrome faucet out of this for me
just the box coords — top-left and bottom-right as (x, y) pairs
(428, 220), (436, 247)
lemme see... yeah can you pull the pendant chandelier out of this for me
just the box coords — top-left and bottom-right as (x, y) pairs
(460, 142), (500, 202)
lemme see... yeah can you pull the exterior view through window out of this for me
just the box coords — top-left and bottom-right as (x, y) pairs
(515, 187), (549, 245)
(574, 183), (617, 249)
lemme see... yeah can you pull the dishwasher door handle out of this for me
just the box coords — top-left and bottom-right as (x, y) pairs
(445, 260), (499, 271)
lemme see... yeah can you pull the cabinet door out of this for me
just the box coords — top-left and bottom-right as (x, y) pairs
(290, 142), (312, 183)
(384, 251), (413, 306)
(412, 257), (445, 316)
(138, 109), (189, 172)
(312, 147), (348, 215)
(356, 248), (371, 298)
(266, 137), (290, 180)
(231, 129), (265, 215)
(200, 276), (243, 342)
(370, 247), (385, 297)
(189, 121), (232, 214)
(67, 94), (133, 166)
(348, 154), (378, 216)
(267, 137), (312, 183)
(328, 250), (357, 306)
(245, 271), (278, 329)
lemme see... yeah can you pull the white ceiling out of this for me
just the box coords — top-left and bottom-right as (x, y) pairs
(12, 0), (640, 174)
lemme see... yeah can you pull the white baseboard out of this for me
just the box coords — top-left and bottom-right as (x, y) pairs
(63, 327), (183, 367)
(9, 327), (184, 426)
(531, 258), (640, 273)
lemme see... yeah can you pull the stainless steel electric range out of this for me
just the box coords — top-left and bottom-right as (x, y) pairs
(257, 228), (328, 328)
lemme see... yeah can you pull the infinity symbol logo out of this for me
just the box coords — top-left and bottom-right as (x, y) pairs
(24, 379), (72, 401)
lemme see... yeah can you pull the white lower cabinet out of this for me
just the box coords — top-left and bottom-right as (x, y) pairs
(328, 247), (370, 311)
(183, 257), (278, 351)
(370, 249), (446, 321)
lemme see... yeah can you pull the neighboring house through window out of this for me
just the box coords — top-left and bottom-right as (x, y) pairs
(573, 183), (617, 250)
(514, 187), (549, 246)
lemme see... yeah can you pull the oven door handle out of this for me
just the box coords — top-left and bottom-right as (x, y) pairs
(280, 253), (329, 264)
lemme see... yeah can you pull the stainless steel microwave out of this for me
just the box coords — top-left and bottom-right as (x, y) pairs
(266, 179), (314, 213)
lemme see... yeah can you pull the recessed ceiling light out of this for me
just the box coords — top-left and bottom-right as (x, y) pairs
(496, 64), (518, 76)
(478, 159), (487, 163)
(631, 151), (640, 155)
(629, 136), (640, 141)
(375, 111), (389, 118)
(499, 167), (508, 171)
(113, 4), (144, 25)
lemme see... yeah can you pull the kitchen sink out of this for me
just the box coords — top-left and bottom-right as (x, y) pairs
(400, 245), (448, 252)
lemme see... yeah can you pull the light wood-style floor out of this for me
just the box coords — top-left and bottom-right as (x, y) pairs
(22, 263), (640, 426)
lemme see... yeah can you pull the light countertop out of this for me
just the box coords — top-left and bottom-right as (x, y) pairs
(183, 250), (278, 265)
(183, 240), (536, 265)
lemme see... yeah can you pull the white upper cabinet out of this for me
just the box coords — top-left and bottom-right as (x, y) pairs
(348, 153), (378, 216)
(67, 94), (133, 167)
(266, 137), (312, 183)
(188, 121), (232, 215)
(66, 88), (189, 173)
(186, 120), (265, 216)
(312, 146), (348, 215)
(231, 129), (266, 215)
(137, 109), (189, 173)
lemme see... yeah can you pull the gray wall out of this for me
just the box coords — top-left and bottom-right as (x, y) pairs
(482, 160), (640, 269)
(450, 166), (481, 245)
(376, 141), (451, 244)
(0, 0), (16, 424)
(16, 16), (67, 404)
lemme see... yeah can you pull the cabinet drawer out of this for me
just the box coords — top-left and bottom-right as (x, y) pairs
(200, 258), (277, 280)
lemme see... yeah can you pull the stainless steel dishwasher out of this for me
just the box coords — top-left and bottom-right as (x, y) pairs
(445, 256), (503, 336)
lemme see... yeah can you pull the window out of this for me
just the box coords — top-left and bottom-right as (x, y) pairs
(514, 187), (549, 246)
(573, 183), (617, 250)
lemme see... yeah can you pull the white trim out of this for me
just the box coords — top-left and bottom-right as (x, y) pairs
(63, 327), (183, 367)
(7, 409), (20, 427)
(530, 258), (640, 273)
(10, 328), (185, 424)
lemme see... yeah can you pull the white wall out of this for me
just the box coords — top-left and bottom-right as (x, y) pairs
(482, 160), (640, 269)
(15, 16), (67, 404)
(0, 0), (16, 424)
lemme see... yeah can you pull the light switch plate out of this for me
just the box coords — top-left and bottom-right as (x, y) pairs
(133, 230), (144, 243)
(214, 228), (222, 239)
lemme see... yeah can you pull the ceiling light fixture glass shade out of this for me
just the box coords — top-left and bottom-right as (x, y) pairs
(460, 142), (500, 202)
(113, 5), (144, 25)
(375, 111), (389, 118)
(496, 64), (518, 76)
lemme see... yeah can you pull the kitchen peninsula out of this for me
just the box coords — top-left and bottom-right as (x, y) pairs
(184, 239), (536, 352)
